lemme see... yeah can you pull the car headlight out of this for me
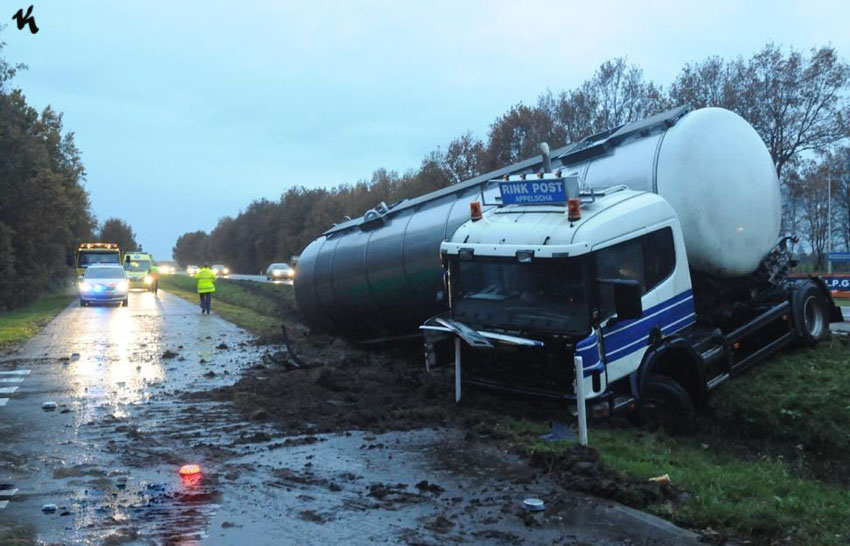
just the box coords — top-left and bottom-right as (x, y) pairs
(144, 275), (152, 284)
(287, 269), (296, 277)
(80, 281), (92, 292)
(223, 268), (230, 274)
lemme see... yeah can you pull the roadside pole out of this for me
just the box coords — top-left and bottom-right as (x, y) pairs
(574, 355), (588, 446)
(828, 176), (832, 274)
(454, 338), (462, 403)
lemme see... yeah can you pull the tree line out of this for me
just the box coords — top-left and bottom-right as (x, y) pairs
(0, 34), (139, 310)
(173, 43), (850, 273)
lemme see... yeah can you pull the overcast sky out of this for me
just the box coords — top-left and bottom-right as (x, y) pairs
(4, 0), (849, 260)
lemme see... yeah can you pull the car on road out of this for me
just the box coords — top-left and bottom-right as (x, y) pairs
(124, 252), (157, 291)
(212, 264), (230, 276)
(266, 262), (295, 280)
(186, 265), (200, 275)
(157, 264), (176, 275)
(79, 264), (129, 307)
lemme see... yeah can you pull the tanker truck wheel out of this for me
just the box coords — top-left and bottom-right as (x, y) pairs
(792, 283), (828, 347)
(639, 373), (697, 435)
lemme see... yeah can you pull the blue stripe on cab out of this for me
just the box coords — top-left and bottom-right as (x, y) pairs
(601, 290), (695, 362)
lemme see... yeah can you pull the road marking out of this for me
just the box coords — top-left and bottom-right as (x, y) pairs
(0, 378), (24, 383)
(0, 500), (7, 509)
(0, 387), (18, 394)
(0, 370), (30, 376)
(0, 488), (18, 497)
(0, 399), (8, 406)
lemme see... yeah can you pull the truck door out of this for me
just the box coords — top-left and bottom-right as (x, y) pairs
(593, 226), (690, 386)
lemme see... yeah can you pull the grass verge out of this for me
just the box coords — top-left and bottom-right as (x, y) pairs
(0, 291), (74, 349)
(499, 336), (850, 545)
(159, 276), (296, 340)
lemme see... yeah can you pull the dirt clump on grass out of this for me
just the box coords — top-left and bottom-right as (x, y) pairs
(526, 444), (678, 508)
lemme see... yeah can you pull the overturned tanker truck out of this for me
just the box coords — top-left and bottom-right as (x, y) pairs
(295, 106), (843, 431)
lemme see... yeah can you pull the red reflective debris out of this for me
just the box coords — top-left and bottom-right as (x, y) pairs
(179, 464), (201, 476)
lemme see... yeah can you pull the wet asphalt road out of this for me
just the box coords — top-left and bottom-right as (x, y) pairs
(0, 290), (702, 545)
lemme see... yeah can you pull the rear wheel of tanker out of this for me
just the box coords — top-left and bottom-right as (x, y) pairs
(639, 373), (697, 435)
(792, 283), (828, 347)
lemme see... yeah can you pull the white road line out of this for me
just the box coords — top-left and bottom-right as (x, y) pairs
(0, 370), (30, 376)
(0, 387), (18, 394)
(0, 399), (8, 406)
(0, 500), (8, 509)
(0, 378), (24, 383)
(0, 489), (18, 497)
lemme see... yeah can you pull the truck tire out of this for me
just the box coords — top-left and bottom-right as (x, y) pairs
(80, 299), (88, 307)
(792, 283), (828, 347)
(639, 373), (697, 435)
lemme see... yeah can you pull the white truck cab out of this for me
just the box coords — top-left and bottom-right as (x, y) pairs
(426, 173), (839, 432)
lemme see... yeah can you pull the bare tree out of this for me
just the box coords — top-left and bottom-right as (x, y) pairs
(671, 44), (850, 180)
(788, 163), (831, 270)
(442, 132), (485, 184)
(553, 58), (667, 142)
(482, 102), (560, 170)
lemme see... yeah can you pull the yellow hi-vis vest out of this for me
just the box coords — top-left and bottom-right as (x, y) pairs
(195, 268), (216, 293)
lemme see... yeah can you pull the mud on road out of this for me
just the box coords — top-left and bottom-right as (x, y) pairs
(195, 324), (693, 526)
(0, 290), (700, 545)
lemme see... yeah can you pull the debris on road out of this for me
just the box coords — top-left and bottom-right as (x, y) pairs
(216, 342), (229, 350)
(523, 498), (545, 512)
(41, 401), (57, 411)
(161, 350), (179, 359)
(41, 503), (57, 513)
(414, 480), (445, 494)
(649, 474), (672, 485)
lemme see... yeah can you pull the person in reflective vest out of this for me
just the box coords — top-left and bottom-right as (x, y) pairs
(150, 263), (160, 295)
(195, 264), (216, 314)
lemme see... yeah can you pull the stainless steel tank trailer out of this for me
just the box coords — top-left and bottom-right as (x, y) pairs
(294, 106), (842, 432)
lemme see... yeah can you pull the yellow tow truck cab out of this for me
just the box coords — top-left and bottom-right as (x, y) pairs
(74, 243), (121, 277)
(123, 252), (157, 291)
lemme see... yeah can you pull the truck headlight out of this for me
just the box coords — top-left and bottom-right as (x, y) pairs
(223, 268), (230, 275)
(144, 275), (152, 284)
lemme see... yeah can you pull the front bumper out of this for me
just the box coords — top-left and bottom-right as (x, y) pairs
(81, 291), (127, 302)
(127, 276), (152, 288)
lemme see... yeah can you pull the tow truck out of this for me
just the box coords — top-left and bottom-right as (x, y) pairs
(72, 243), (121, 277)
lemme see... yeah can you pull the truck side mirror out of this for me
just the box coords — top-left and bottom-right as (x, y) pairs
(613, 280), (642, 320)
(597, 278), (643, 321)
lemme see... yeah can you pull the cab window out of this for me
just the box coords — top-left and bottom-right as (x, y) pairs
(594, 227), (675, 319)
(643, 228), (675, 290)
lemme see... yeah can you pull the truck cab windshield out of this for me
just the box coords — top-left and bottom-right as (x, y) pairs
(451, 256), (590, 335)
(79, 252), (120, 266)
(125, 260), (151, 272)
